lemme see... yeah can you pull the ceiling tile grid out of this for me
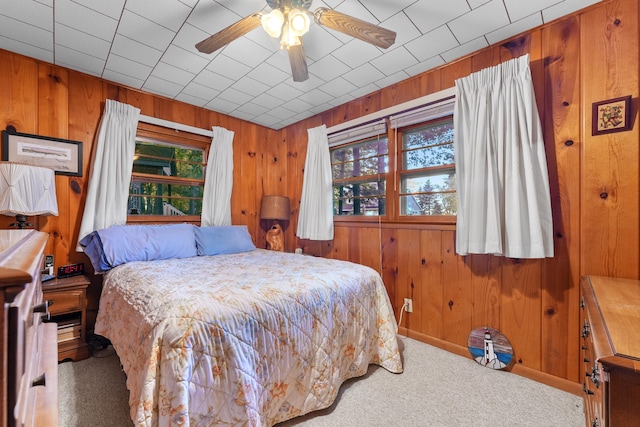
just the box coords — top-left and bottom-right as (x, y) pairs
(0, 0), (603, 130)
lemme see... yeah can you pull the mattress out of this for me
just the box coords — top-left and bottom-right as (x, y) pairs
(94, 249), (403, 426)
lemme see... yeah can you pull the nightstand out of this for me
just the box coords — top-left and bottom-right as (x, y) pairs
(42, 275), (90, 362)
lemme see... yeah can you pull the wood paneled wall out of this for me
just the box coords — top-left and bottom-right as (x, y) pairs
(0, 0), (636, 392)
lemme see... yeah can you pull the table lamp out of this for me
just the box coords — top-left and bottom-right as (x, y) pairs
(260, 195), (290, 251)
(0, 162), (59, 228)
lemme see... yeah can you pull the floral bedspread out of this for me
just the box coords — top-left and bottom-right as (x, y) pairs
(94, 249), (403, 427)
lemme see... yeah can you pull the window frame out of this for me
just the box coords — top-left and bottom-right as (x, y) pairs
(127, 122), (210, 224)
(331, 114), (457, 226)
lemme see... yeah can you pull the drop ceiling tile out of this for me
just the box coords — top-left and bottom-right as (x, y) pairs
(162, 44), (209, 74)
(504, 0), (561, 22)
(405, 0), (470, 35)
(101, 68), (145, 89)
(56, 0), (118, 41)
(251, 93), (287, 109)
(284, 97), (315, 114)
(118, 10), (176, 51)
(231, 76), (270, 97)
(215, 0), (266, 18)
(289, 87), (328, 105)
(0, 15), (53, 53)
(304, 26), (343, 62)
(181, 81), (220, 102)
(375, 70), (410, 89)
(542, 0), (600, 23)
(205, 97), (240, 114)
(467, 0), (492, 8)
(175, 92), (209, 107)
(342, 63), (386, 87)
(486, 13), (542, 45)
(327, 93), (356, 107)
(235, 102), (270, 117)
(364, 0), (415, 22)
(319, 77), (357, 98)
(218, 86), (254, 105)
(404, 55), (445, 77)
(56, 45), (105, 76)
(309, 55), (351, 82)
(370, 47), (418, 76)
(448, 0), (510, 44)
(143, 75), (184, 97)
(2, 0), (53, 31)
(380, 10), (421, 47)
(332, 40), (382, 69)
(151, 61), (196, 86)
(246, 62), (290, 87)
(441, 37), (488, 63)
(172, 23), (215, 57)
(124, 0), (192, 32)
(72, 0), (125, 19)
(221, 37), (273, 68)
(349, 83), (381, 99)
(192, 68), (235, 92)
(110, 34), (164, 67)
(187, 1), (244, 35)
(405, 25), (459, 62)
(266, 83), (305, 103)
(205, 53), (252, 80)
(0, 34), (53, 63)
(283, 72), (325, 93)
(105, 53), (153, 81)
(55, 23), (111, 60)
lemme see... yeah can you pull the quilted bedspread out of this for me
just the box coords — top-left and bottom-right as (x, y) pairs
(94, 249), (403, 427)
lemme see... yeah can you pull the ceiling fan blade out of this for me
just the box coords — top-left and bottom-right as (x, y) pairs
(195, 13), (262, 54)
(288, 43), (308, 82)
(313, 8), (396, 49)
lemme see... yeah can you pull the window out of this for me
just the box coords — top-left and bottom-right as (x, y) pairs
(329, 95), (456, 220)
(128, 123), (209, 222)
(399, 117), (456, 216)
(331, 135), (388, 216)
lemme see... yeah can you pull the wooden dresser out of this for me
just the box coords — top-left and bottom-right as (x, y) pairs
(580, 275), (640, 427)
(0, 230), (58, 427)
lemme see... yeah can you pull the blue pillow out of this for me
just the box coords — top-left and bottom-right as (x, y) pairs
(194, 225), (256, 256)
(80, 223), (197, 273)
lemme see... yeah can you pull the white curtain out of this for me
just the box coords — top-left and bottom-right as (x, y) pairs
(297, 124), (334, 241)
(77, 100), (140, 247)
(454, 54), (554, 258)
(201, 126), (234, 226)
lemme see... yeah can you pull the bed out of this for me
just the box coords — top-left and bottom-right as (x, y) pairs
(84, 224), (403, 427)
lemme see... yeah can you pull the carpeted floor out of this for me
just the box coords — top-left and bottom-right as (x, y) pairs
(58, 336), (585, 426)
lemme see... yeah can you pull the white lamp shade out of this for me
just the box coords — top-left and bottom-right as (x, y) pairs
(0, 162), (58, 217)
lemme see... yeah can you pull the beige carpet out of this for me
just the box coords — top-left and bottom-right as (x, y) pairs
(58, 336), (585, 426)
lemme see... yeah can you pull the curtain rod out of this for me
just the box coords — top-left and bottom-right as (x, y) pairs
(326, 86), (456, 135)
(139, 114), (214, 138)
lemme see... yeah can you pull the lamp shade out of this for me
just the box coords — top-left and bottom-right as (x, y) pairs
(260, 195), (290, 221)
(0, 162), (58, 217)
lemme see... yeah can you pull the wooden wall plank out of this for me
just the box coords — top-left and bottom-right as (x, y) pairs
(419, 230), (443, 338)
(441, 230), (473, 346)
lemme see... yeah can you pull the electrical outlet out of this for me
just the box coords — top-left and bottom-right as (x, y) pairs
(404, 298), (413, 313)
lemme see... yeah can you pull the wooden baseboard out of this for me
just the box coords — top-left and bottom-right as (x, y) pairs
(397, 327), (582, 396)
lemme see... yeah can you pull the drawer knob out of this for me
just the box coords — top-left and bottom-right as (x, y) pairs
(581, 320), (590, 338)
(31, 374), (46, 387)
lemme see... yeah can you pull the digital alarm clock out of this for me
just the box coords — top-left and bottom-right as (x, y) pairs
(57, 262), (85, 278)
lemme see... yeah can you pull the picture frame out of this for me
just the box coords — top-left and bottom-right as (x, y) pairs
(592, 95), (632, 136)
(1, 130), (83, 176)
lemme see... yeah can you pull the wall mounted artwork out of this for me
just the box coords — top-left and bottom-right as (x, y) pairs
(592, 95), (632, 135)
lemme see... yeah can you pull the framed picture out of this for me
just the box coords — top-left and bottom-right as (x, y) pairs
(592, 95), (632, 136)
(1, 130), (83, 176)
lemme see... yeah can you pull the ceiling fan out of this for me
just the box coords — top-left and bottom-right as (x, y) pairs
(195, 0), (397, 82)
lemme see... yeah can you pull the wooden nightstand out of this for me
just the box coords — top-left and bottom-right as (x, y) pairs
(42, 275), (90, 362)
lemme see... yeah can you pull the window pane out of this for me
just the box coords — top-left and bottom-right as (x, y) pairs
(400, 171), (457, 216)
(400, 193), (456, 216)
(134, 140), (204, 179)
(129, 181), (203, 216)
(332, 138), (388, 180)
(402, 119), (454, 170)
(333, 180), (385, 216)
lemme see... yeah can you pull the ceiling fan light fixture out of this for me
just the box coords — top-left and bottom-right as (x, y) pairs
(288, 9), (310, 36)
(261, 9), (284, 38)
(280, 26), (301, 48)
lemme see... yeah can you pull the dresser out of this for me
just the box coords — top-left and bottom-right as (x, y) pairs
(0, 230), (58, 427)
(580, 275), (640, 427)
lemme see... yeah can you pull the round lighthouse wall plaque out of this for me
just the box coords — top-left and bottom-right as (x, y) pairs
(467, 326), (514, 370)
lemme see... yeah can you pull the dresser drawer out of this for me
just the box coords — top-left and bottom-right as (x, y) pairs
(47, 290), (84, 315)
